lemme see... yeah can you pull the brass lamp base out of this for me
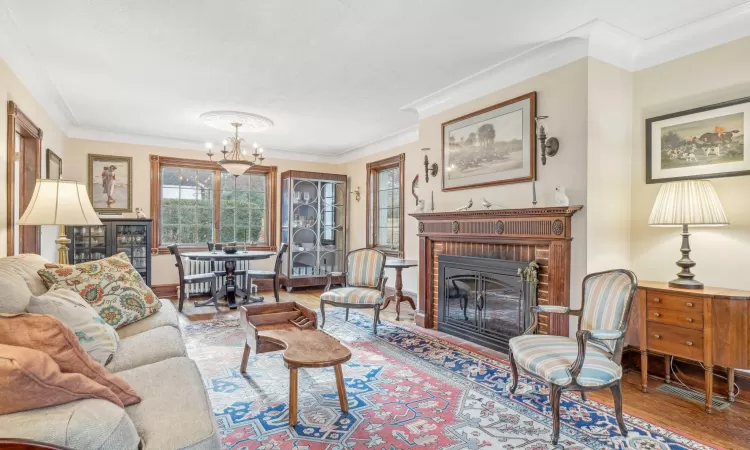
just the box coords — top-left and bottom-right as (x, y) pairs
(55, 232), (71, 265)
(669, 224), (703, 290)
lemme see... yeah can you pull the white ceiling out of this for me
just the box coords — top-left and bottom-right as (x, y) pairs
(2, 0), (749, 159)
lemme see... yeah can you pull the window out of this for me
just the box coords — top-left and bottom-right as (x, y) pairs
(366, 154), (405, 257)
(150, 155), (277, 253)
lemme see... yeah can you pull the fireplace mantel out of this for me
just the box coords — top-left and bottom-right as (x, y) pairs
(410, 206), (582, 337)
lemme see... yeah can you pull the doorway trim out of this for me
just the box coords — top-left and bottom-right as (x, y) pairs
(7, 101), (42, 255)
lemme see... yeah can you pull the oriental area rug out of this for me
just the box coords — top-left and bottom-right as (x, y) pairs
(182, 309), (713, 450)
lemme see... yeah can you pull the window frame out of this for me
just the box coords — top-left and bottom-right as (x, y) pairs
(366, 153), (405, 258)
(149, 155), (277, 254)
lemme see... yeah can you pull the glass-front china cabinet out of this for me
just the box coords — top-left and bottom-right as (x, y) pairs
(67, 218), (152, 286)
(280, 171), (347, 291)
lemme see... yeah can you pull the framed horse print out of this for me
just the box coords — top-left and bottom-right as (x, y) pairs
(646, 97), (750, 183)
(88, 154), (133, 213)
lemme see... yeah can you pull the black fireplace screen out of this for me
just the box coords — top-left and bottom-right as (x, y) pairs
(438, 255), (537, 353)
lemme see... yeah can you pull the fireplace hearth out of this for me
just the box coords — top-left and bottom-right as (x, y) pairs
(438, 255), (537, 353)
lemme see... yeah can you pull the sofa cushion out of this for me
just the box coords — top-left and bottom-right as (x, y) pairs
(38, 253), (162, 329)
(0, 344), (123, 414)
(0, 398), (140, 450)
(0, 268), (33, 313)
(0, 313), (141, 406)
(117, 298), (180, 339)
(0, 253), (51, 296)
(106, 325), (187, 373)
(118, 357), (221, 450)
(28, 288), (120, 365)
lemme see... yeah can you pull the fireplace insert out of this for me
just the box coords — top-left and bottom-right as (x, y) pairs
(437, 255), (538, 353)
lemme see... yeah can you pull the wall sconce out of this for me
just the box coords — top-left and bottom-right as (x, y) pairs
(351, 186), (361, 202)
(535, 116), (559, 165)
(422, 148), (439, 182)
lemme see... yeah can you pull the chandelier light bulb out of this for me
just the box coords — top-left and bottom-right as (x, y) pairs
(205, 142), (212, 149)
(222, 140), (228, 146)
(259, 147), (263, 153)
(253, 142), (258, 149)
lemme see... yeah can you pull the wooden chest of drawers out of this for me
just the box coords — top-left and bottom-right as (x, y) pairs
(633, 282), (750, 413)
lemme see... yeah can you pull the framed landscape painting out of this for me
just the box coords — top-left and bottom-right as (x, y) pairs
(88, 154), (133, 213)
(646, 97), (750, 183)
(442, 92), (536, 191)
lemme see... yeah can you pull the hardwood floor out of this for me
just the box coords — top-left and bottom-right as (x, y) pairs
(173, 288), (750, 450)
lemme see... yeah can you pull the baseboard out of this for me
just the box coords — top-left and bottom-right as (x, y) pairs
(152, 284), (178, 299)
(152, 279), (275, 299)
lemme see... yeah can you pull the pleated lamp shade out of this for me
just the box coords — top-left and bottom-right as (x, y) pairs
(18, 179), (102, 226)
(648, 180), (728, 227)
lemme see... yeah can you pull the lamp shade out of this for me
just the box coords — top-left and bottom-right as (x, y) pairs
(18, 179), (102, 226)
(648, 180), (728, 227)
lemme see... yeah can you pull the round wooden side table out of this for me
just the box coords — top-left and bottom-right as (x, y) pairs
(382, 258), (418, 321)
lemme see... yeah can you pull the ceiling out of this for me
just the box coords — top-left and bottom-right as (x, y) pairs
(3, 0), (749, 158)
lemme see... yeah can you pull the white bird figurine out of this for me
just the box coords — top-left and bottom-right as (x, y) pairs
(554, 185), (570, 207)
(135, 207), (147, 219)
(481, 197), (502, 209)
(415, 198), (425, 213)
(454, 198), (473, 211)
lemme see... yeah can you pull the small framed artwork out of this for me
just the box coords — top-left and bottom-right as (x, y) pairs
(646, 96), (750, 183)
(46, 149), (62, 180)
(442, 92), (536, 191)
(88, 154), (133, 213)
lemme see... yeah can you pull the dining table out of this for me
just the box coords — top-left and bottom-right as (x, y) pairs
(181, 250), (275, 309)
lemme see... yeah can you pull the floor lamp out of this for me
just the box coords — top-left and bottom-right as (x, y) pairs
(17, 179), (102, 264)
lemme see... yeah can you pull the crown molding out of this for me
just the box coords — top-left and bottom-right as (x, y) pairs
(68, 126), (332, 163)
(402, 8), (750, 119)
(335, 126), (419, 163)
(0, 2), (76, 133)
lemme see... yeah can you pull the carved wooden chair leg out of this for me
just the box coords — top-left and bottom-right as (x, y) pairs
(508, 350), (519, 394)
(345, 308), (349, 322)
(320, 300), (326, 328)
(178, 280), (186, 312)
(211, 279), (219, 310)
(240, 343), (251, 373)
(610, 380), (628, 436)
(373, 306), (380, 335)
(550, 383), (562, 445)
(273, 276), (280, 303)
(580, 392), (587, 402)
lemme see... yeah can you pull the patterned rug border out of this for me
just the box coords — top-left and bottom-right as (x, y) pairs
(182, 310), (717, 450)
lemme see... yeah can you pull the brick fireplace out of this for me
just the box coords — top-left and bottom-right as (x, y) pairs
(411, 206), (582, 337)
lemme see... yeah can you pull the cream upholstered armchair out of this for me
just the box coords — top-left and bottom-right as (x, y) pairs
(320, 248), (388, 334)
(508, 269), (638, 445)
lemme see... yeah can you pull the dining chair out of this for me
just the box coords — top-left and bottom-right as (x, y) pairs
(168, 244), (219, 312)
(320, 248), (387, 334)
(507, 269), (638, 445)
(243, 243), (288, 303)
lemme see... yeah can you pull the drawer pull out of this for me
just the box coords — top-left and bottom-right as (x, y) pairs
(686, 302), (694, 307)
(653, 312), (661, 317)
(653, 298), (661, 303)
(686, 341), (693, 346)
(686, 318), (693, 323)
(653, 334), (661, 339)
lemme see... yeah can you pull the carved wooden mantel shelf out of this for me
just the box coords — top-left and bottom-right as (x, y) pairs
(410, 206), (583, 337)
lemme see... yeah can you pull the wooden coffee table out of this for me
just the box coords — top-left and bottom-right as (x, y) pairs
(239, 302), (352, 426)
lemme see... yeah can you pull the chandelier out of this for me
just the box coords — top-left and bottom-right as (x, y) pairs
(205, 122), (265, 176)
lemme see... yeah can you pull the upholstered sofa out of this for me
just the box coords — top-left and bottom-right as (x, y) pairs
(0, 254), (221, 450)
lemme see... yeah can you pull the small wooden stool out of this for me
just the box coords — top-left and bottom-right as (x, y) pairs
(240, 302), (352, 426)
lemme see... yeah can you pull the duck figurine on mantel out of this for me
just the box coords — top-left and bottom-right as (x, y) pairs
(481, 197), (502, 209)
(454, 198), (473, 211)
(554, 185), (570, 207)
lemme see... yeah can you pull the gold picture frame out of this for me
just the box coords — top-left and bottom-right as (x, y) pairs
(88, 154), (133, 213)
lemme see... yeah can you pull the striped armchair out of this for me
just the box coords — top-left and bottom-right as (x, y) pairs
(320, 248), (387, 334)
(507, 269), (638, 445)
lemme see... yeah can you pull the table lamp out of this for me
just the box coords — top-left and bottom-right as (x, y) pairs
(648, 179), (728, 289)
(18, 179), (102, 264)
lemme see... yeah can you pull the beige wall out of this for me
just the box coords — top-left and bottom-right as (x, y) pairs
(586, 58), (633, 273)
(64, 138), (344, 285)
(349, 59), (591, 314)
(630, 36), (750, 290)
(0, 57), (68, 261)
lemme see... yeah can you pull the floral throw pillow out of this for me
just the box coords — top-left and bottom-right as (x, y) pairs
(38, 253), (161, 329)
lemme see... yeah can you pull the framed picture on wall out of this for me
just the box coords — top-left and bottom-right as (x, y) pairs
(45, 149), (62, 180)
(441, 92), (536, 191)
(646, 96), (750, 183)
(88, 154), (133, 213)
